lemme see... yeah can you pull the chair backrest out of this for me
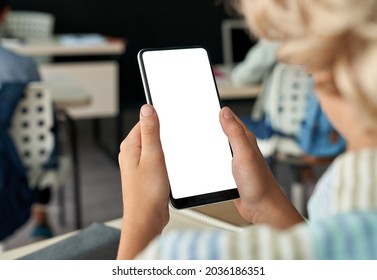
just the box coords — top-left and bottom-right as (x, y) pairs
(9, 82), (55, 188)
(266, 63), (312, 137)
(5, 11), (55, 41)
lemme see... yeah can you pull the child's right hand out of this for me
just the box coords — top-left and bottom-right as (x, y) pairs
(220, 107), (304, 229)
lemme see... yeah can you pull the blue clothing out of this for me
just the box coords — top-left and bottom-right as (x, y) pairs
(0, 46), (41, 240)
(0, 46), (40, 87)
(0, 83), (36, 241)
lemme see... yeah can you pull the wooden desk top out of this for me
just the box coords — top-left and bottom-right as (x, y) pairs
(3, 35), (126, 57)
(214, 64), (262, 100)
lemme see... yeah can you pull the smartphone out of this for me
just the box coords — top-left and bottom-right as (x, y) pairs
(137, 47), (239, 209)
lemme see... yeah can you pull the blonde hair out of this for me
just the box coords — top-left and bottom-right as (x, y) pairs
(240, 0), (377, 134)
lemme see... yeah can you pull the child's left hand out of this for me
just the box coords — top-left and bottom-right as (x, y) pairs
(117, 104), (170, 259)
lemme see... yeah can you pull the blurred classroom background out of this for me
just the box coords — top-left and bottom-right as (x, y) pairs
(1, 0), (329, 254)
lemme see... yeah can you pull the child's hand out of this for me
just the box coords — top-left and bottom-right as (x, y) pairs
(117, 104), (170, 259)
(220, 107), (303, 229)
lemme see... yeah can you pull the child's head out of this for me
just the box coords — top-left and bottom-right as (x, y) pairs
(237, 0), (377, 137)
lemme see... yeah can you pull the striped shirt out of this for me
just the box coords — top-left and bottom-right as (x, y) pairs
(136, 148), (377, 259)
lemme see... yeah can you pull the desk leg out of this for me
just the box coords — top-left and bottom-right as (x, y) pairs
(117, 112), (124, 148)
(93, 114), (123, 162)
(61, 111), (83, 230)
(93, 118), (100, 146)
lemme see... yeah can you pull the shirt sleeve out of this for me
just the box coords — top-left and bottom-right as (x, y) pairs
(309, 212), (377, 259)
(134, 211), (377, 260)
(24, 58), (41, 82)
(230, 40), (280, 86)
(135, 223), (313, 260)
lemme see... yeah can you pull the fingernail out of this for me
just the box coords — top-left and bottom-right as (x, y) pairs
(222, 107), (234, 120)
(141, 104), (154, 117)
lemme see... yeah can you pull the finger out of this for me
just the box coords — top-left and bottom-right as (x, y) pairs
(220, 107), (257, 163)
(220, 107), (263, 159)
(139, 104), (163, 159)
(118, 122), (141, 168)
(229, 110), (259, 149)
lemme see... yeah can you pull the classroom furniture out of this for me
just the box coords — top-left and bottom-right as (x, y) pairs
(214, 64), (261, 100)
(10, 83), (61, 197)
(3, 35), (125, 151)
(5, 11), (55, 63)
(6, 82), (72, 234)
(5, 35), (125, 121)
(5, 11), (55, 41)
(48, 81), (91, 230)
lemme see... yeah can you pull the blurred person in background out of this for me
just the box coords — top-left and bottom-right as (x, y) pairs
(0, 0), (53, 240)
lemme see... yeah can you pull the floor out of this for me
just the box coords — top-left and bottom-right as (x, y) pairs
(2, 101), (323, 252)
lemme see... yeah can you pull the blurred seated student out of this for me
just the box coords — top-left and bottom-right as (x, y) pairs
(117, 0), (377, 259)
(230, 39), (313, 156)
(0, 0), (53, 240)
(230, 23), (341, 194)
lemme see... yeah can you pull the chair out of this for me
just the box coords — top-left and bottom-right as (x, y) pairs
(0, 82), (59, 250)
(5, 11), (55, 41)
(9, 83), (58, 189)
(3, 83), (74, 245)
(5, 11), (55, 64)
(9, 82), (72, 219)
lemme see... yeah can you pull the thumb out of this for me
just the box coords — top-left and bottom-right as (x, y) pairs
(139, 104), (163, 158)
(220, 107), (259, 164)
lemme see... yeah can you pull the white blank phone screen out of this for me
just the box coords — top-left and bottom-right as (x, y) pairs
(141, 48), (236, 199)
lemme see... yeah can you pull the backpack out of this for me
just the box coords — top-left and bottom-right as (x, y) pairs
(298, 92), (346, 157)
(0, 83), (36, 241)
